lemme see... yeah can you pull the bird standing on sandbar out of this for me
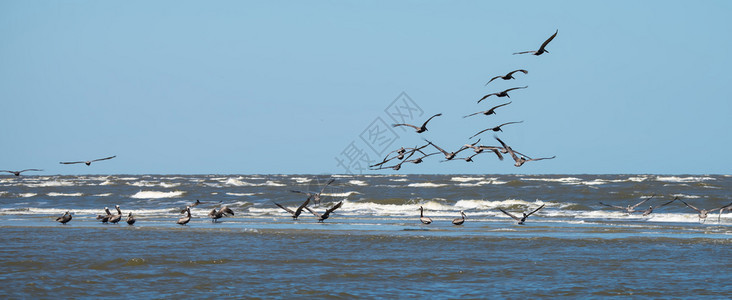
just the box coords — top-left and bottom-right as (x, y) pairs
(419, 206), (432, 224)
(126, 212), (136, 225)
(498, 204), (545, 225)
(59, 156), (116, 166)
(97, 207), (112, 223)
(513, 30), (558, 56)
(177, 206), (191, 225)
(478, 86), (527, 103)
(392, 113), (442, 133)
(108, 205), (122, 224)
(56, 211), (72, 224)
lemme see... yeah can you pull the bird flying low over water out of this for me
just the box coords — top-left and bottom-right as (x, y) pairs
(678, 199), (732, 223)
(424, 139), (470, 161)
(1, 169), (43, 176)
(498, 204), (545, 225)
(469, 121), (523, 139)
(56, 211), (72, 224)
(209, 206), (235, 223)
(485, 70), (528, 86)
(392, 113), (442, 133)
(463, 102), (512, 118)
(274, 195), (312, 220)
(513, 30), (558, 56)
(494, 136), (555, 167)
(478, 86), (527, 103)
(59, 155), (116, 166)
(305, 201), (343, 222)
(290, 178), (335, 205)
(599, 195), (659, 214)
(639, 196), (678, 216)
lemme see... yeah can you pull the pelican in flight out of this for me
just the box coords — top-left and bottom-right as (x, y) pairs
(678, 199), (732, 223)
(126, 212), (136, 225)
(498, 204), (545, 225)
(392, 113), (442, 133)
(290, 178), (335, 205)
(639, 196), (678, 216)
(469, 121), (523, 139)
(494, 136), (555, 167)
(463, 102), (512, 118)
(513, 30), (558, 56)
(719, 204), (732, 222)
(485, 70), (528, 86)
(96, 207), (112, 223)
(478, 86), (527, 103)
(177, 206), (191, 225)
(208, 206), (235, 223)
(108, 205), (122, 224)
(1, 169), (43, 176)
(56, 211), (72, 225)
(419, 206), (432, 224)
(424, 139), (470, 160)
(59, 155), (116, 166)
(305, 201), (343, 222)
(599, 195), (658, 214)
(274, 195), (312, 219)
(452, 211), (467, 225)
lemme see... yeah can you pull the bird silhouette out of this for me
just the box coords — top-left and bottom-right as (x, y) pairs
(392, 113), (442, 133)
(469, 121), (523, 139)
(485, 70), (528, 85)
(513, 30), (558, 56)
(463, 102), (512, 118)
(1, 169), (42, 176)
(498, 204), (545, 225)
(478, 86), (527, 103)
(59, 156), (116, 166)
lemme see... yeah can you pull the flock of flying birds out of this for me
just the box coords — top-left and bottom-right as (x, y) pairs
(6, 30), (731, 227)
(369, 30), (559, 172)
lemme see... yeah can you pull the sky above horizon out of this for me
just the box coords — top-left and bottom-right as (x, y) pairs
(1, 1), (731, 175)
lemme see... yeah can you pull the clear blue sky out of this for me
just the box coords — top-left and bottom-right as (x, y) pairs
(1, 1), (730, 175)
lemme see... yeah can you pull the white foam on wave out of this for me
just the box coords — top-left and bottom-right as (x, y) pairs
(457, 179), (506, 187)
(47, 192), (83, 197)
(450, 176), (484, 182)
(671, 193), (701, 199)
(130, 190), (185, 199)
(407, 182), (448, 188)
(291, 177), (312, 184)
(93, 193), (113, 197)
(389, 178), (409, 182)
(224, 178), (285, 187)
(24, 181), (75, 188)
(99, 180), (115, 186)
(655, 176), (715, 183)
(321, 191), (360, 197)
(521, 177), (583, 184)
(348, 180), (368, 186)
(226, 192), (257, 197)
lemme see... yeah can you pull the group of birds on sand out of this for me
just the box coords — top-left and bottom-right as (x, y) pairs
(600, 195), (732, 223)
(2, 155), (117, 176)
(92, 205), (136, 225)
(370, 30), (559, 172)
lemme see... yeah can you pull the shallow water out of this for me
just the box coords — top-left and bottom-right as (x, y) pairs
(1, 174), (730, 297)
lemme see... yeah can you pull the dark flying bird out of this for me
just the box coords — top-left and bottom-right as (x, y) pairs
(177, 206), (191, 225)
(678, 199), (732, 223)
(469, 121), (524, 139)
(274, 195), (312, 220)
(498, 204), (545, 225)
(513, 30), (558, 56)
(419, 206), (432, 224)
(305, 201), (343, 222)
(404, 152), (441, 164)
(639, 196), (678, 216)
(59, 155), (116, 166)
(1, 169), (43, 176)
(494, 136), (555, 167)
(599, 195), (658, 214)
(290, 178), (336, 205)
(208, 206), (235, 223)
(126, 212), (136, 225)
(392, 113), (442, 133)
(478, 86), (528, 103)
(424, 139), (470, 160)
(463, 102), (512, 118)
(718, 203), (732, 222)
(485, 70), (528, 86)
(452, 211), (467, 225)
(56, 211), (72, 225)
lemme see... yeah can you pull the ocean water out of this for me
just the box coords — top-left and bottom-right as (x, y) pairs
(0, 174), (730, 298)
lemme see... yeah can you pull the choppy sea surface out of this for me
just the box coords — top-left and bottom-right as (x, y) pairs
(1, 174), (730, 298)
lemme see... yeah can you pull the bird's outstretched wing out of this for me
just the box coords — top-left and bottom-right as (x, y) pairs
(392, 123), (420, 130)
(678, 198), (701, 212)
(274, 202), (295, 215)
(478, 93), (498, 103)
(294, 195), (313, 217)
(421, 113), (442, 128)
(469, 128), (494, 140)
(599, 202), (625, 210)
(508, 69), (528, 76)
(304, 206), (321, 218)
(630, 195), (655, 210)
(498, 208), (521, 221)
(526, 204), (545, 217)
(538, 30), (559, 52)
(91, 155), (117, 162)
(484, 75), (503, 86)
